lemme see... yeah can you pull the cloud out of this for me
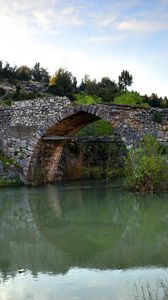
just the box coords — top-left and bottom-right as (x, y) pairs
(86, 0), (168, 45)
(33, 6), (84, 30)
(33, 10), (52, 29)
(0, 0), (84, 33)
(95, 13), (119, 28)
(85, 34), (127, 44)
(116, 18), (168, 34)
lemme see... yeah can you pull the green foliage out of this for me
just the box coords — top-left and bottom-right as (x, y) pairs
(0, 152), (22, 187)
(148, 93), (160, 107)
(0, 176), (22, 187)
(0, 88), (47, 106)
(83, 166), (123, 179)
(16, 65), (32, 81)
(12, 90), (40, 101)
(0, 58), (168, 108)
(79, 74), (98, 96)
(32, 62), (49, 83)
(49, 68), (77, 99)
(118, 70), (133, 92)
(0, 60), (49, 83)
(74, 93), (100, 105)
(77, 120), (113, 136)
(152, 111), (162, 123)
(1, 62), (17, 81)
(114, 91), (148, 107)
(144, 93), (168, 108)
(75, 121), (126, 179)
(125, 135), (168, 192)
(79, 75), (119, 102)
(0, 151), (18, 169)
(97, 77), (119, 102)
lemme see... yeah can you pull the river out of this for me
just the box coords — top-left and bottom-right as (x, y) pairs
(0, 180), (168, 300)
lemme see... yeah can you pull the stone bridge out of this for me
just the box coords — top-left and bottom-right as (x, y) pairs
(0, 96), (168, 183)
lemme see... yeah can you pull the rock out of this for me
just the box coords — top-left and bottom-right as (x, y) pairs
(17, 159), (28, 169)
(5, 169), (18, 180)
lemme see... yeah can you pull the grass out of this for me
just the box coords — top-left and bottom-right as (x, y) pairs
(132, 274), (168, 300)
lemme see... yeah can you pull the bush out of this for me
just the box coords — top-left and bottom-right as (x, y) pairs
(0, 151), (18, 169)
(114, 91), (148, 107)
(152, 111), (162, 123)
(125, 135), (168, 192)
(74, 93), (100, 105)
(1, 89), (46, 106)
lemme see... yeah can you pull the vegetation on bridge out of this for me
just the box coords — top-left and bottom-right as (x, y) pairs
(0, 59), (168, 108)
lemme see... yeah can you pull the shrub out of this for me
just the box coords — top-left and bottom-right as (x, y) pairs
(0, 151), (18, 169)
(152, 111), (162, 123)
(125, 135), (168, 192)
(73, 93), (100, 105)
(114, 91), (148, 107)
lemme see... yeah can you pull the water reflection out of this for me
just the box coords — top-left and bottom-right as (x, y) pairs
(0, 181), (168, 299)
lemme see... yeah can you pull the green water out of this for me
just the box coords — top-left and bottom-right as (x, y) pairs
(0, 180), (168, 299)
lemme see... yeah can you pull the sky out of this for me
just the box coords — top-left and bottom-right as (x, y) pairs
(0, 0), (168, 96)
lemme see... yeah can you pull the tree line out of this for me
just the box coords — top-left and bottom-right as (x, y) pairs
(0, 59), (167, 108)
(0, 61), (49, 83)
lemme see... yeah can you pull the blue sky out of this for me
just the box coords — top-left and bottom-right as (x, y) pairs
(0, 0), (168, 96)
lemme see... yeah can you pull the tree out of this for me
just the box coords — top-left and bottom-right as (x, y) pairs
(49, 68), (77, 99)
(79, 75), (98, 96)
(118, 70), (133, 92)
(97, 77), (119, 102)
(2, 62), (17, 80)
(148, 93), (160, 107)
(0, 60), (3, 79)
(163, 96), (168, 108)
(32, 62), (49, 83)
(16, 65), (32, 81)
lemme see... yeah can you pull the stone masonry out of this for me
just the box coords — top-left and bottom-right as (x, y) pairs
(0, 96), (168, 183)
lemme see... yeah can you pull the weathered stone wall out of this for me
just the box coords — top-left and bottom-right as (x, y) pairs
(0, 97), (71, 179)
(0, 97), (167, 183)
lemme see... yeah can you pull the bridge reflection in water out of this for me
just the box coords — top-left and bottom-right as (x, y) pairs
(0, 181), (168, 299)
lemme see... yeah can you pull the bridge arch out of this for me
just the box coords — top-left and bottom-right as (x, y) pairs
(26, 104), (137, 183)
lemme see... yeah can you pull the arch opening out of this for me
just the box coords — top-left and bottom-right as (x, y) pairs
(26, 108), (129, 184)
(27, 111), (102, 183)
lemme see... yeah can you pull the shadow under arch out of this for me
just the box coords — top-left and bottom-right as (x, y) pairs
(26, 105), (130, 183)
